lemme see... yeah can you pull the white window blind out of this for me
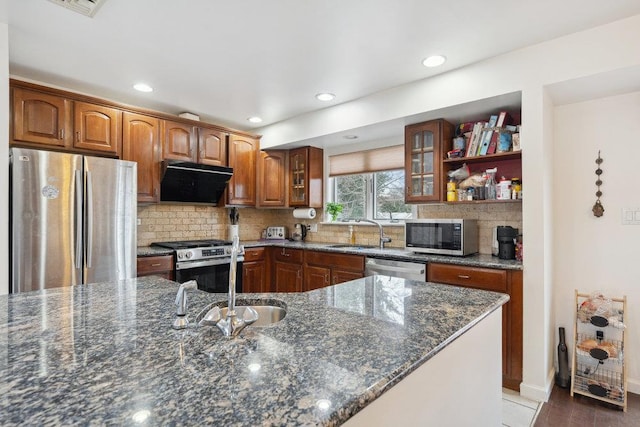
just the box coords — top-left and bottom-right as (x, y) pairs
(329, 145), (404, 177)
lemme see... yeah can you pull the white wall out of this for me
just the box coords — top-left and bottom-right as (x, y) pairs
(0, 22), (8, 295)
(257, 14), (640, 400)
(553, 91), (640, 393)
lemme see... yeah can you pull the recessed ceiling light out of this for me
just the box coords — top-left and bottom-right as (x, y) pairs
(315, 93), (336, 101)
(247, 116), (263, 124)
(133, 83), (153, 93)
(343, 135), (358, 140)
(422, 55), (446, 67)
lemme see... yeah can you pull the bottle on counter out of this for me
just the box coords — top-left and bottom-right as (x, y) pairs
(349, 225), (356, 245)
(497, 176), (512, 200)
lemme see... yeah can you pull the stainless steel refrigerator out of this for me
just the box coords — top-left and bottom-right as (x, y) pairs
(10, 147), (137, 293)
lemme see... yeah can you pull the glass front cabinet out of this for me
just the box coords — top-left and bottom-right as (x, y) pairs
(404, 119), (453, 203)
(288, 146), (323, 208)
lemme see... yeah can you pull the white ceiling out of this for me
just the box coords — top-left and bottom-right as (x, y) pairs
(7, 0), (640, 134)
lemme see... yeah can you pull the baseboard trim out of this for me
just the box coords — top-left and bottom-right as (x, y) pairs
(519, 369), (555, 402)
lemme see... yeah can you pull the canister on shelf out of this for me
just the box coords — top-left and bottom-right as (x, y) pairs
(447, 178), (457, 202)
(511, 178), (522, 200)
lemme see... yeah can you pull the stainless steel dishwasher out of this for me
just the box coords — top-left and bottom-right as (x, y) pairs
(364, 257), (426, 281)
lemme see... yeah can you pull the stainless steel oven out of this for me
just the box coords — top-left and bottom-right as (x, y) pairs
(151, 240), (244, 293)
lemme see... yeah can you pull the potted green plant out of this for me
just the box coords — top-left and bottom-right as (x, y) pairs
(326, 202), (343, 222)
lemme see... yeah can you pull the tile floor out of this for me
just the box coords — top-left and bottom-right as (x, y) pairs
(534, 386), (639, 427)
(503, 388), (542, 427)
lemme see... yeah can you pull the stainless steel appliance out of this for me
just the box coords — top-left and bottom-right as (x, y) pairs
(292, 223), (307, 241)
(365, 257), (426, 281)
(151, 239), (244, 293)
(405, 218), (478, 256)
(10, 147), (137, 293)
(265, 226), (287, 240)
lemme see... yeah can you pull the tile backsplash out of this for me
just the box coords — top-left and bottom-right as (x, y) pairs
(137, 202), (522, 255)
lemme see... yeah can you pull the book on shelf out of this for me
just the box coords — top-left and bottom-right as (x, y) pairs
(478, 115), (498, 156)
(465, 122), (484, 157)
(496, 111), (512, 128)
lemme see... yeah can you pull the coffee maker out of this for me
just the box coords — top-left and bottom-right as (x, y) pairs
(496, 226), (518, 260)
(292, 223), (307, 241)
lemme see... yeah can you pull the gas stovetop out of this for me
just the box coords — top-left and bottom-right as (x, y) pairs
(151, 239), (242, 262)
(151, 239), (231, 250)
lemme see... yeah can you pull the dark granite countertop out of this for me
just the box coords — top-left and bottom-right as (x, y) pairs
(137, 241), (522, 270)
(137, 246), (175, 257)
(0, 276), (508, 426)
(240, 240), (523, 270)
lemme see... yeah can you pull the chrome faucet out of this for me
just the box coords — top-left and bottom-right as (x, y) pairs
(172, 280), (198, 329)
(199, 235), (257, 337)
(356, 218), (392, 249)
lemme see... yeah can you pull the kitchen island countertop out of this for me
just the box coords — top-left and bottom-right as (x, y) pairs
(0, 276), (507, 425)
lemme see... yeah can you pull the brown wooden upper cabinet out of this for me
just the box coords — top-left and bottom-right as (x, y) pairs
(122, 112), (161, 203)
(12, 87), (121, 156)
(257, 150), (288, 208)
(404, 119), (453, 203)
(12, 87), (72, 148)
(289, 146), (323, 208)
(227, 133), (259, 206)
(197, 126), (227, 166)
(162, 120), (195, 162)
(74, 101), (121, 155)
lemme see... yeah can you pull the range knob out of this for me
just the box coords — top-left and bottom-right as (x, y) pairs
(177, 252), (184, 260)
(185, 251), (193, 259)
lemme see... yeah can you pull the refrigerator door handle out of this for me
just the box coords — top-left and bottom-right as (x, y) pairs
(75, 170), (83, 269)
(86, 170), (93, 268)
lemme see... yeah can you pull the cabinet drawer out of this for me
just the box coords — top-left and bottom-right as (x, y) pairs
(427, 263), (507, 292)
(305, 250), (365, 272)
(272, 247), (303, 264)
(137, 255), (174, 275)
(244, 247), (265, 262)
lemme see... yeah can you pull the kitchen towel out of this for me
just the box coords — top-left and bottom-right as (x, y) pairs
(292, 208), (316, 219)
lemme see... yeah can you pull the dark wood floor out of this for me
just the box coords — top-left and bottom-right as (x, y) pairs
(534, 385), (639, 427)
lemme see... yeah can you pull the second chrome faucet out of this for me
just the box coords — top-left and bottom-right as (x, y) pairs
(356, 218), (392, 249)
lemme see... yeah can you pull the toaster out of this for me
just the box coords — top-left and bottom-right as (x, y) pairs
(265, 226), (287, 240)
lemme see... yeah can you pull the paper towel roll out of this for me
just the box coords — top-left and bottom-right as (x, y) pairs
(292, 208), (316, 219)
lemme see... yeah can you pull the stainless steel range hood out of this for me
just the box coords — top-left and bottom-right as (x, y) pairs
(160, 160), (232, 205)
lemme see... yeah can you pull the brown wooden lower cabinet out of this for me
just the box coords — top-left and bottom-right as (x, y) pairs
(137, 255), (174, 281)
(242, 247), (267, 293)
(303, 250), (364, 291)
(271, 247), (303, 292)
(427, 262), (523, 391)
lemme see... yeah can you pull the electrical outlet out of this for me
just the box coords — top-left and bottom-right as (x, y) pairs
(622, 208), (640, 225)
(309, 223), (318, 232)
(137, 218), (141, 226)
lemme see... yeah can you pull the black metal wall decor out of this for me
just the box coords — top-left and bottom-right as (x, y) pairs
(592, 151), (604, 217)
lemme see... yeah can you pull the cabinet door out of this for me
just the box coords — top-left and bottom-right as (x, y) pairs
(273, 261), (302, 292)
(288, 146), (323, 208)
(404, 120), (452, 203)
(12, 87), (71, 148)
(163, 120), (195, 161)
(332, 269), (363, 285)
(243, 260), (266, 293)
(123, 112), (161, 203)
(304, 265), (331, 291)
(197, 127), (227, 166)
(227, 134), (259, 206)
(74, 101), (121, 155)
(257, 150), (288, 207)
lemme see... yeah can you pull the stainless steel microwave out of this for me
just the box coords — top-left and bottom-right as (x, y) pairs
(405, 219), (478, 256)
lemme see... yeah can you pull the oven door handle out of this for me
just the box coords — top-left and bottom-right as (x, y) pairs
(176, 256), (244, 271)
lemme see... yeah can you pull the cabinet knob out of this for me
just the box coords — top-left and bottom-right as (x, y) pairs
(458, 275), (471, 279)
(75, 131), (80, 142)
(59, 129), (65, 140)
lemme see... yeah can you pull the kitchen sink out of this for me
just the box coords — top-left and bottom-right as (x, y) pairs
(199, 299), (287, 327)
(328, 244), (377, 250)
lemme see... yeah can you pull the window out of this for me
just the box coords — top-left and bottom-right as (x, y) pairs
(329, 145), (412, 222)
(333, 170), (412, 221)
